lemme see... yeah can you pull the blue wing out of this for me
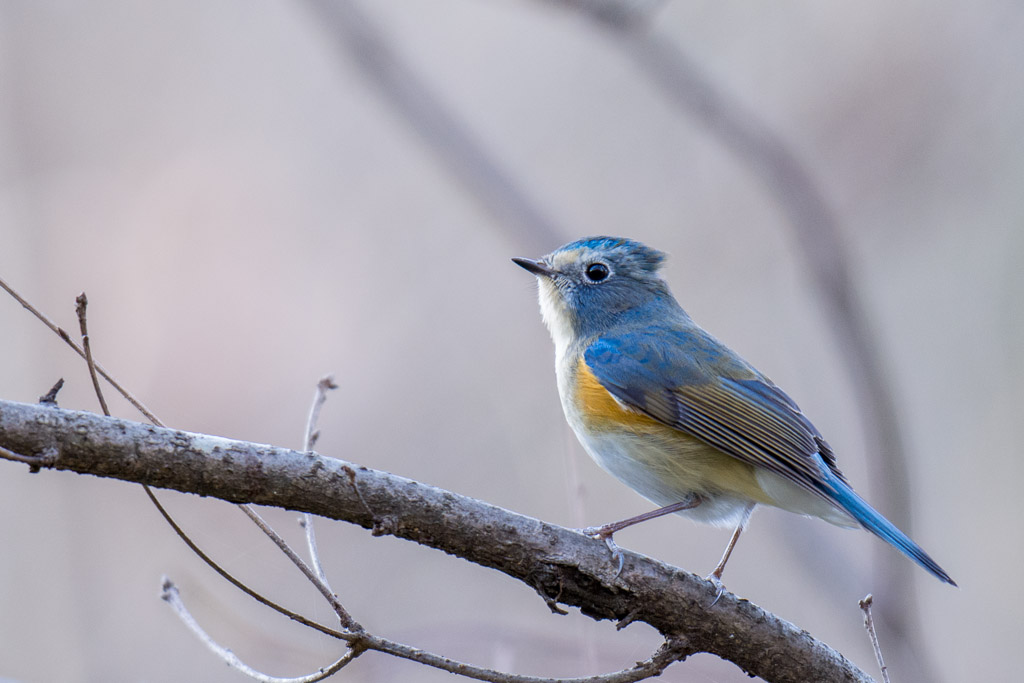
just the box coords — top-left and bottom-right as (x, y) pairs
(584, 326), (846, 497)
(584, 326), (956, 585)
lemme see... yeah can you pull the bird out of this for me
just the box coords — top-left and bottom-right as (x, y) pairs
(513, 236), (955, 587)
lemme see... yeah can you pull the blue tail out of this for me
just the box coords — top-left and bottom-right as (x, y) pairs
(821, 472), (956, 586)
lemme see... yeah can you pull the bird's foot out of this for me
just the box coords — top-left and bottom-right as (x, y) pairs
(579, 525), (626, 577)
(705, 571), (727, 606)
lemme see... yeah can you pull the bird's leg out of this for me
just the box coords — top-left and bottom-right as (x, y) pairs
(580, 494), (705, 575)
(707, 502), (755, 604)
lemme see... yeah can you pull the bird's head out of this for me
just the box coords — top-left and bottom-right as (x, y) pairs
(513, 236), (671, 348)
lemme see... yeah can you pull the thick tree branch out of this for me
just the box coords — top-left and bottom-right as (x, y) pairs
(0, 399), (870, 683)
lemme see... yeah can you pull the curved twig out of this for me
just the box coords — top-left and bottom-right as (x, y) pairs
(162, 579), (364, 683)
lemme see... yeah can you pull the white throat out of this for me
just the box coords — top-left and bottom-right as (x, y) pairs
(537, 279), (575, 363)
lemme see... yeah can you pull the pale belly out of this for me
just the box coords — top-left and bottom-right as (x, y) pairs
(571, 417), (767, 527)
(558, 354), (855, 529)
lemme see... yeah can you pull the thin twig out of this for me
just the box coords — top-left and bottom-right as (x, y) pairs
(74, 293), (110, 416)
(0, 444), (54, 468)
(239, 505), (362, 633)
(1, 281), (368, 655)
(38, 287), (360, 644)
(357, 633), (688, 683)
(72, 289), (320, 642)
(859, 595), (890, 683)
(304, 375), (337, 452)
(162, 578), (363, 683)
(299, 515), (329, 587)
(0, 275), (163, 426)
(301, 375), (338, 587)
(64, 288), (356, 639)
(164, 574), (683, 683)
(143, 486), (350, 641)
(38, 378), (64, 405)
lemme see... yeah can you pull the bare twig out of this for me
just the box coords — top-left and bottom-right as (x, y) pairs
(162, 578), (364, 683)
(304, 375), (337, 452)
(6, 285), (361, 647)
(144, 486), (350, 641)
(355, 632), (689, 683)
(859, 595), (890, 683)
(163, 575), (685, 683)
(0, 275), (163, 426)
(299, 515), (329, 586)
(62, 288), (359, 641)
(70, 289), (333, 636)
(239, 505), (362, 633)
(0, 444), (55, 469)
(38, 378), (64, 405)
(74, 293), (110, 417)
(301, 375), (338, 587)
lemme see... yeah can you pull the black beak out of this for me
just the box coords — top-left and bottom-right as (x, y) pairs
(511, 257), (557, 278)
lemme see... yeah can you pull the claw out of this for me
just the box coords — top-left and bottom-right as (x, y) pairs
(578, 525), (626, 577)
(705, 573), (726, 607)
(605, 536), (625, 577)
(575, 498), (707, 578)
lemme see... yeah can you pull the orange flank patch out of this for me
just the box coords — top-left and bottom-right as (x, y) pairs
(575, 358), (662, 431)
(573, 358), (771, 503)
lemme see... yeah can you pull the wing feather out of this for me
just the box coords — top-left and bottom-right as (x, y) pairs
(584, 330), (847, 499)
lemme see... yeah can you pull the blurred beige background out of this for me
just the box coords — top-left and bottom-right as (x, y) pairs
(1, 1), (1021, 681)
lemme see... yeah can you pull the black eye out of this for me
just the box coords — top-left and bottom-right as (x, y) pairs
(585, 262), (609, 282)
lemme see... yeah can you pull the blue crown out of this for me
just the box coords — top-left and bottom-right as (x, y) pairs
(553, 236), (666, 273)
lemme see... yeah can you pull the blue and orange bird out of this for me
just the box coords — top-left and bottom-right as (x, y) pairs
(513, 236), (955, 586)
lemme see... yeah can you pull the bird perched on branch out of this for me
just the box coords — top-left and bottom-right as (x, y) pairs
(513, 236), (954, 587)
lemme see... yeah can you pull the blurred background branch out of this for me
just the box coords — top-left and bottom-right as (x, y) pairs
(301, 0), (566, 253)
